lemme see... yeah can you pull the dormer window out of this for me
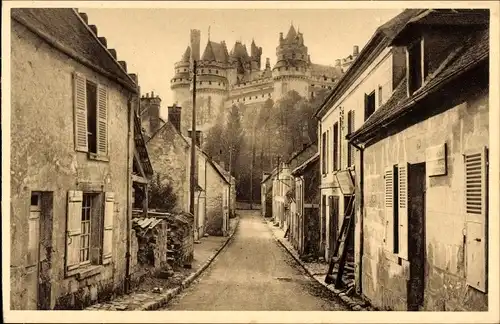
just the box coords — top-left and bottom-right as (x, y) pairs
(407, 38), (426, 95)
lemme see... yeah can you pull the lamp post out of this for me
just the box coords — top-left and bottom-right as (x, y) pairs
(190, 61), (197, 218)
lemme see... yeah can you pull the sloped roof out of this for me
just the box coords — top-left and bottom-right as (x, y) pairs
(230, 42), (250, 60)
(285, 24), (297, 42)
(181, 46), (191, 62)
(134, 112), (154, 177)
(202, 41), (228, 62)
(11, 8), (137, 92)
(310, 63), (344, 79)
(314, 9), (425, 119)
(291, 152), (320, 176)
(349, 28), (489, 144)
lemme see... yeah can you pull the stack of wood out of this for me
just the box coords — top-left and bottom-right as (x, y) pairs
(132, 217), (166, 271)
(163, 212), (194, 268)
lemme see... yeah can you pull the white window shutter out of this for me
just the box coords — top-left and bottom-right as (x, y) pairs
(97, 84), (108, 156)
(66, 190), (83, 272)
(102, 192), (115, 265)
(465, 147), (488, 292)
(73, 73), (88, 152)
(398, 162), (409, 260)
(384, 166), (395, 252)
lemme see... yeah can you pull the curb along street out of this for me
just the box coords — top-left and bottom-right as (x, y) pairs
(138, 216), (241, 311)
(264, 217), (374, 312)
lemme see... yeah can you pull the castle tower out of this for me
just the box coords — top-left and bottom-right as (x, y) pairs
(194, 38), (230, 132)
(272, 24), (311, 99)
(170, 45), (191, 104)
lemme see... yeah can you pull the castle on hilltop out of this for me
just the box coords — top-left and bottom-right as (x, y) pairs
(168, 24), (359, 135)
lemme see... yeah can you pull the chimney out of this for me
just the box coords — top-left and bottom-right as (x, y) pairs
(168, 103), (182, 132)
(353, 45), (359, 56)
(188, 130), (202, 147)
(265, 57), (271, 70)
(335, 59), (341, 66)
(220, 161), (226, 171)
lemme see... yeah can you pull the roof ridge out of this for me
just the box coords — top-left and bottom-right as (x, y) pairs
(71, 9), (137, 87)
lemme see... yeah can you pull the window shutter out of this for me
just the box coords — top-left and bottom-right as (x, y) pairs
(73, 73), (88, 152)
(398, 162), (409, 260)
(66, 190), (83, 272)
(384, 166), (395, 252)
(349, 110), (355, 166)
(364, 93), (369, 121)
(102, 192), (115, 265)
(465, 147), (488, 292)
(97, 84), (108, 156)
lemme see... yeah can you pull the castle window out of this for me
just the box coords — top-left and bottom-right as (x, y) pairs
(296, 67), (299, 71)
(312, 84), (315, 87)
(328, 86), (332, 89)
(218, 82), (221, 86)
(262, 94), (264, 98)
(243, 98), (245, 101)
(216, 70), (219, 74)
(201, 69), (205, 73)
(209, 69), (212, 73)
(255, 96), (258, 99)
(237, 99), (239, 102)
(199, 81), (202, 85)
(331, 78), (335, 82)
(324, 76), (327, 81)
(184, 69), (187, 72)
(209, 81), (212, 85)
(286, 67), (289, 71)
(268, 93), (271, 97)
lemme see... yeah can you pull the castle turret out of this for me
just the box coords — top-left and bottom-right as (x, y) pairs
(140, 91), (162, 137)
(272, 24), (310, 98)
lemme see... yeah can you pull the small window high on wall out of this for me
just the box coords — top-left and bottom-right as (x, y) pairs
(407, 38), (426, 95)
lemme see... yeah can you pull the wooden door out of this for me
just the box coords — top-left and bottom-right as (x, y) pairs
(407, 163), (426, 311)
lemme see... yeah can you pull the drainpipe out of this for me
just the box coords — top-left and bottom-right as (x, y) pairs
(125, 92), (135, 293)
(350, 140), (364, 295)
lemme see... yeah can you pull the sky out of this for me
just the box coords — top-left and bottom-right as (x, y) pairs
(83, 7), (403, 119)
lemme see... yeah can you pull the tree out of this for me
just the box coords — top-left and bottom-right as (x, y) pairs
(148, 174), (177, 212)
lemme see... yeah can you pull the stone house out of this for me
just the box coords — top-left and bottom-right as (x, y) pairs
(271, 162), (292, 229)
(144, 102), (230, 238)
(288, 146), (321, 259)
(347, 10), (489, 311)
(314, 9), (421, 263)
(10, 8), (144, 309)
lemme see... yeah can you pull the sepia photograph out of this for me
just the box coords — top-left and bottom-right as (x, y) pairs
(2, 1), (499, 323)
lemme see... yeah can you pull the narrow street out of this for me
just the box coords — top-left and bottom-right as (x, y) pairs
(162, 210), (348, 311)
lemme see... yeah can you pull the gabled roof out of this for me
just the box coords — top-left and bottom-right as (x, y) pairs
(314, 9), (425, 119)
(291, 152), (319, 176)
(349, 28), (489, 144)
(11, 8), (138, 92)
(230, 41), (250, 60)
(202, 41), (228, 63)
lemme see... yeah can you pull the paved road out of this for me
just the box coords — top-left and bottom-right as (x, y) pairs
(163, 209), (349, 311)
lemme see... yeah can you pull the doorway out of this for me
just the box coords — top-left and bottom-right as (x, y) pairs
(26, 192), (53, 310)
(343, 195), (355, 263)
(407, 163), (426, 311)
(328, 196), (339, 260)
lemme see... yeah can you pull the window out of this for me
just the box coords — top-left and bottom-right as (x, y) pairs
(465, 147), (488, 292)
(216, 70), (219, 74)
(201, 69), (205, 73)
(208, 69), (211, 73)
(347, 110), (355, 167)
(322, 132), (327, 174)
(209, 81), (212, 85)
(66, 191), (114, 274)
(378, 86), (383, 107)
(408, 39), (426, 95)
(333, 122), (339, 171)
(364, 91), (376, 121)
(74, 73), (108, 158)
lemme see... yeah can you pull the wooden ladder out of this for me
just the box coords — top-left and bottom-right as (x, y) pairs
(325, 196), (355, 288)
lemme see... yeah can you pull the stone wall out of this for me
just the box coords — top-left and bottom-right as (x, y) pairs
(11, 21), (131, 310)
(360, 85), (489, 311)
(146, 122), (190, 213)
(204, 162), (228, 236)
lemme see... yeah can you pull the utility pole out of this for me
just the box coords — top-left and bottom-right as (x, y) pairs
(190, 60), (197, 217)
(250, 126), (256, 210)
(228, 145), (232, 217)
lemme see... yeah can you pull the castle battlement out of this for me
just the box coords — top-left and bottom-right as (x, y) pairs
(170, 25), (359, 134)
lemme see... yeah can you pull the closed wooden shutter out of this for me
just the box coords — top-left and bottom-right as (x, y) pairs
(66, 190), (83, 272)
(97, 84), (108, 156)
(349, 110), (355, 166)
(102, 192), (115, 265)
(398, 162), (409, 260)
(73, 73), (88, 152)
(465, 147), (488, 292)
(384, 166), (395, 252)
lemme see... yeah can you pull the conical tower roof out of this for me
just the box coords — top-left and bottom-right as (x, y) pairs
(181, 46), (191, 62)
(285, 24), (297, 42)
